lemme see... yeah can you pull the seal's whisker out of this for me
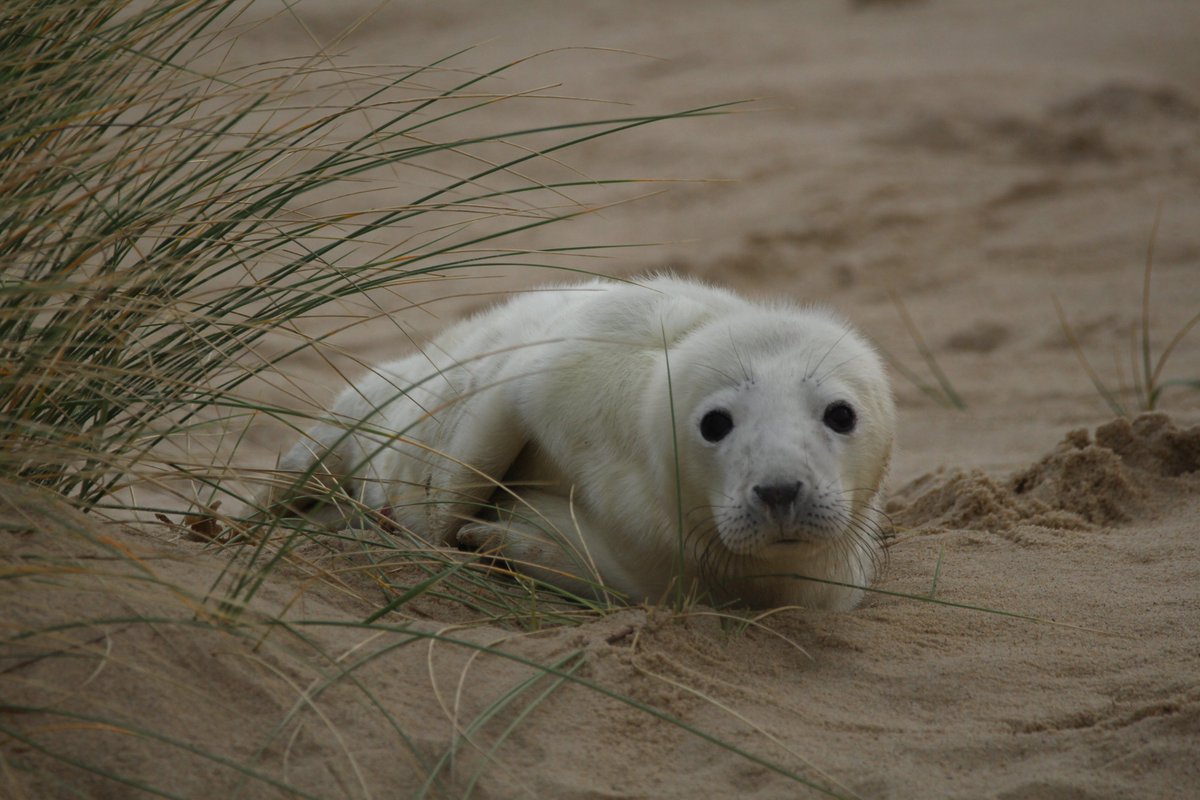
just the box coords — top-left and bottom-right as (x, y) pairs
(805, 328), (853, 383)
(845, 514), (888, 548)
(837, 486), (882, 500)
(696, 360), (743, 385)
(813, 351), (869, 388)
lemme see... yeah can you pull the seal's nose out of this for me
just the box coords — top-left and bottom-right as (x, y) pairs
(753, 481), (802, 512)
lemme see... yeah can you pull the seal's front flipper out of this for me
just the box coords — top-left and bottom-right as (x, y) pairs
(260, 423), (360, 527)
(456, 491), (625, 605)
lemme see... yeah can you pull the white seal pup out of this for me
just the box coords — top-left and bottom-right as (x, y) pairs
(270, 276), (895, 610)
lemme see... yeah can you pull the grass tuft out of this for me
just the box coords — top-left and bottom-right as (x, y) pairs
(0, 0), (734, 515)
(884, 289), (966, 410)
(1054, 207), (1199, 416)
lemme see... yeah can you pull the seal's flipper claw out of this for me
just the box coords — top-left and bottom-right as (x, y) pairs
(456, 521), (507, 552)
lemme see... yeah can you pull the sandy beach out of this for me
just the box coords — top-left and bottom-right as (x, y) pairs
(3, 1), (1199, 797)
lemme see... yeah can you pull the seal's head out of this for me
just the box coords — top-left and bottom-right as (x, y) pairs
(668, 306), (895, 605)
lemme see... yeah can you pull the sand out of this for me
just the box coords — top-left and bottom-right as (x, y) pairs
(3, 1), (1199, 797)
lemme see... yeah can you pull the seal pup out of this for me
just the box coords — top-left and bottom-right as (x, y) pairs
(270, 276), (895, 610)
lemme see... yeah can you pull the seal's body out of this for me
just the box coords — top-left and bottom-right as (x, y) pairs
(273, 276), (895, 610)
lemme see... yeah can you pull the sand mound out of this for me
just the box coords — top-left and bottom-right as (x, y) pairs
(890, 413), (1200, 532)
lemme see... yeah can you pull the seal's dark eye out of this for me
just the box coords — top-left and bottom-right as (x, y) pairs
(700, 409), (734, 443)
(823, 401), (856, 434)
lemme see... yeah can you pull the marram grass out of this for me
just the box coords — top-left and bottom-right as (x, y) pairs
(0, 0), (731, 510)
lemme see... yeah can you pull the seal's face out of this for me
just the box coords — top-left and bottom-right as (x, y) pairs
(680, 316), (894, 559)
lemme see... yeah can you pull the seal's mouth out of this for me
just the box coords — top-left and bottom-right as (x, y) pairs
(761, 521), (844, 549)
(740, 537), (832, 561)
(756, 533), (824, 552)
(771, 520), (830, 544)
(717, 516), (844, 556)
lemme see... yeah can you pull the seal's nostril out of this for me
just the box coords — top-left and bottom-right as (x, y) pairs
(752, 481), (802, 510)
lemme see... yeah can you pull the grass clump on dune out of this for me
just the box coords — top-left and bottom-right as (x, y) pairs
(0, 0), (727, 512)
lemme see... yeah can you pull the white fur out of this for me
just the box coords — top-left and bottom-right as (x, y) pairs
(271, 276), (895, 610)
